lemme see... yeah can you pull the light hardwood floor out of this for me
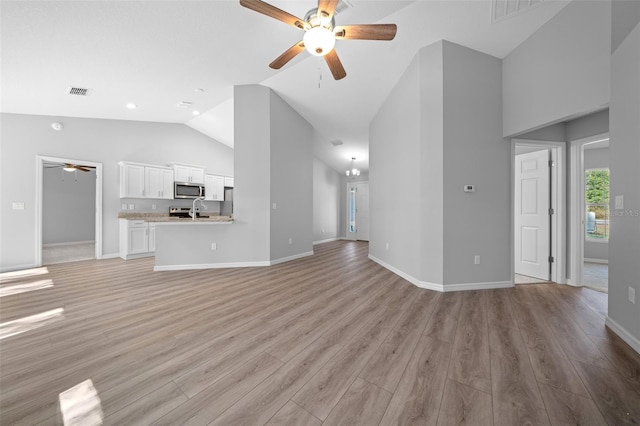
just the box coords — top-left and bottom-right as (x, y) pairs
(1, 241), (638, 425)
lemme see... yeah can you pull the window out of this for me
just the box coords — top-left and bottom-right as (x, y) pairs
(349, 188), (356, 233)
(585, 168), (609, 240)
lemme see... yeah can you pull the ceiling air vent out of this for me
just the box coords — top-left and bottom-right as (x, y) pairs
(331, 139), (344, 146)
(176, 101), (193, 108)
(67, 87), (91, 96)
(335, 0), (353, 15)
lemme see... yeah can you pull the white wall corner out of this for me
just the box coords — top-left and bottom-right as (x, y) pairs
(605, 316), (640, 355)
(369, 254), (444, 292)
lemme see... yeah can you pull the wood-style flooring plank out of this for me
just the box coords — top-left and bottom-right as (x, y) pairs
(437, 379), (493, 426)
(489, 325), (550, 425)
(423, 291), (463, 343)
(590, 330), (640, 392)
(103, 381), (187, 425)
(265, 401), (321, 426)
(322, 378), (392, 426)
(538, 383), (606, 426)
(447, 290), (491, 393)
(379, 335), (452, 426)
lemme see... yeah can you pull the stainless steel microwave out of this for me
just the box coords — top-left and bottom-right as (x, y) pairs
(174, 181), (205, 199)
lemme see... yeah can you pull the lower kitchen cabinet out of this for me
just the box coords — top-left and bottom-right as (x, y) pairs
(119, 219), (155, 259)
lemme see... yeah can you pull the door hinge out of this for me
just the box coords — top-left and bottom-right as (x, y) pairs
(549, 160), (555, 167)
(549, 256), (555, 263)
(549, 208), (555, 215)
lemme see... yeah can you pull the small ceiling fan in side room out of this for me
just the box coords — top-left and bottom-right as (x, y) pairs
(239, 0), (397, 80)
(45, 163), (96, 173)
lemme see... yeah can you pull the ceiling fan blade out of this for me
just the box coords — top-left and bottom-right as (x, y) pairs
(76, 166), (92, 172)
(270, 41), (306, 69)
(317, 0), (338, 22)
(239, 0), (307, 30)
(324, 49), (346, 80)
(334, 24), (397, 40)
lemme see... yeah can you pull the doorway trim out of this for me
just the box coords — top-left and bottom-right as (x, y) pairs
(35, 155), (103, 265)
(568, 132), (609, 287)
(511, 139), (566, 284)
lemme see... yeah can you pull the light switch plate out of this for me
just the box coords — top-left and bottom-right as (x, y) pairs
(12, 202), (25, 210)
(615, 195), (624, 210)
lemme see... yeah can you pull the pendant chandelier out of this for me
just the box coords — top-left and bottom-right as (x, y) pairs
(345, 157), (360, 177)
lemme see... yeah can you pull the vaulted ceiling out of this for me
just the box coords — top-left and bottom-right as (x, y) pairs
(1, 0), (569, 173)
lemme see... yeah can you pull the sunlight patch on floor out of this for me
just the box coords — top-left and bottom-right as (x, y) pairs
(59, 379), (104, 426)
(0, 279), (54, 298)
(0, 307), (65, 340)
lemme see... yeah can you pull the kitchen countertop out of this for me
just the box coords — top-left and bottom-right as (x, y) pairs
(118, 212), (233, 223)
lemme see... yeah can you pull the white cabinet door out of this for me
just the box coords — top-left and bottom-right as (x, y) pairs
(174, 165), (204, 184)
(120, 163), (145, 198)
(148, 223), (156, 252)
(159, 168), (174, 199)
(128, 226), (149, 254)
(205, 174), (224, 201)
(146, 166), (174, 199)
(224, 176), (234, 188)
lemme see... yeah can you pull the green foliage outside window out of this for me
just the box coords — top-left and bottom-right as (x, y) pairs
(585, 169), (609, 240)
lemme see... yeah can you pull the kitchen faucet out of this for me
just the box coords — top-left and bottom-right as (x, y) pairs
(190, 197), (205, 221)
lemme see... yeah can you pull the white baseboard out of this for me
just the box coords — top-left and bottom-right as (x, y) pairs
(101, 253), (121, 260)
(0, 263), (40, 273)
(270, 251), (314, 265)
(313, 238), (339, 245)
(154, 251), (314, 271)
(43, 240), (95, 248)
(566, 278), (581, 287)
(585, 258), (609, 265)
(605, 316), (640, 355)
(154, 261), (271, 271)
(368, 254), (513, 293)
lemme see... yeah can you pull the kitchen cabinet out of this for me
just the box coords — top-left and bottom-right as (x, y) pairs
(119, 163), (145, 198)
(205, 174), (225, 201)
(119, 219), (155, 259)
(119, 162), (174, 199)
(224, 176), (234, 188)
(173, 164), (204, 184)
(145, 166), (173, 199)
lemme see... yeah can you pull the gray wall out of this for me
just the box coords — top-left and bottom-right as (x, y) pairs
(442, 42), (509, 285)
(313, 158), (342, 242)
(609, 14), (640, 347)
(502, 0), (611, 137)
(0, 113), (233, 270)
(43, 167), (96, 244)
(269, 89), (313, 261)
(370, 52), (424, 281)
(370, 41), (508, 287)
(584, 147), (610, 261)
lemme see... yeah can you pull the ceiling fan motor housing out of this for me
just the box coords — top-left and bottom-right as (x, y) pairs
(303, 9), (336, 56)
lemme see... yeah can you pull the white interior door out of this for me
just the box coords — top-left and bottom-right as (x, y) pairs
(515, 150), (550, 280)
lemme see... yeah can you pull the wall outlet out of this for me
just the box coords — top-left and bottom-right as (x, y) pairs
(288, 238), (292, 245)
(272, 203), (277, 210)
(128, 204), (135, 210)
(321, 228), (325, 234)
(629, 287), (636, 304)
(474, 255), (481, 265)
(386, 242), (390, 251)
(121, 204), (127, 210)
(151, 204), (156, 210)
(12, 202), (25, 210)
(211, 243), (217, 251)
(615, 195), (624, 210)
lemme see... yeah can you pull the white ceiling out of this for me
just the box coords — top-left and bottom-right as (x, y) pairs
(1, 0), (569, 174)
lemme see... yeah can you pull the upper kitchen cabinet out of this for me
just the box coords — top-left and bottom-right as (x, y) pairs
(224, 176), (234, 188)
(172, 163), (204, 184)
(119, 162), (173, 199)
(145, 166), (173, 199)
(205, 174), (225, 201)
(119, 162), (145, 198)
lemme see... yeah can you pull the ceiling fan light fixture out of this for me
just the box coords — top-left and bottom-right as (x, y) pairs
(63, 166), (76, 172)
(304, 26), (335, 56)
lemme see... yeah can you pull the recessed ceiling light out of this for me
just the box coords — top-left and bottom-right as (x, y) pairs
(192, 110), (200, 116)
(126, 103), (137, 110)
(194, 88), (205, 93)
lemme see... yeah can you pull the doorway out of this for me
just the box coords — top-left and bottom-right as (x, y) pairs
(569, 134), (609, 291)
(512, 140), (566, 284)
(36, 155), (103, 265)
(346, 181), (369, 241)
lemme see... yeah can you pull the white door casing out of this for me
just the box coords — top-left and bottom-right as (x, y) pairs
(515, 150), (550, 280)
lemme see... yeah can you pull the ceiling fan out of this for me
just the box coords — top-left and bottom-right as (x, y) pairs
(45, 163), (96, 172)
(239, 0), (397, 80)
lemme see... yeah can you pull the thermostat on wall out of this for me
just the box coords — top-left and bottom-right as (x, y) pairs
(463, 185), (475, 193)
